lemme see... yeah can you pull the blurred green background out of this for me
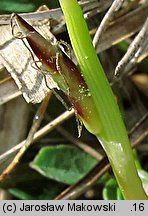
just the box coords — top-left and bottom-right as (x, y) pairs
(0, 0), (59, 13)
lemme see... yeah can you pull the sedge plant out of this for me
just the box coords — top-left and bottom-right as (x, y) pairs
(12, 0), (147, 199)
(58, 0), (147, 199)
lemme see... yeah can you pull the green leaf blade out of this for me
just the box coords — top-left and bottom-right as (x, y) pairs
(30, 145), (98, 185)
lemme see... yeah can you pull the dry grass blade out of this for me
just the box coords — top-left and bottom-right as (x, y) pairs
(0, 92), (52, 182)
(0, 9), (62, 25)
(93, 0), (124, 48)
(0, 109), (75, 163)
(129, 113), (148, 145)
(95, 2), (148, 53)
(115, 17), (148, 76)
(0, 1), (109, 25)
(129, 112), (148, 135)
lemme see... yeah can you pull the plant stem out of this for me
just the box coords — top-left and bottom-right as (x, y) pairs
(59, 0), (147, 199)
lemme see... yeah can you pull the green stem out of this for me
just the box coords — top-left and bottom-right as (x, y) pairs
(59, 0), (147, 199)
